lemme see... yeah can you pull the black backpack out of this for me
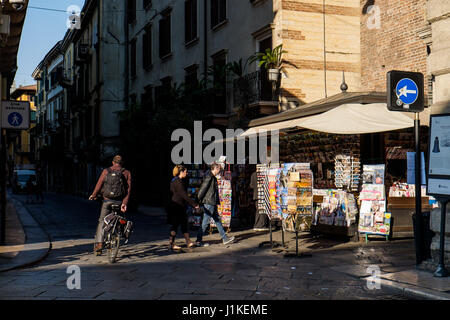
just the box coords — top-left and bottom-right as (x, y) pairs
(102, 168), (127, 200)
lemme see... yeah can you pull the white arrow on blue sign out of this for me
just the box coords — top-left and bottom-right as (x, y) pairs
(396, 78), (419, 105)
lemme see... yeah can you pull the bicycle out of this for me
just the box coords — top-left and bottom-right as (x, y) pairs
(102, 204), (133, 263)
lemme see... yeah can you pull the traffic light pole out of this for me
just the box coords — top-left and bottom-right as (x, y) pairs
(414, 112), (423, 265)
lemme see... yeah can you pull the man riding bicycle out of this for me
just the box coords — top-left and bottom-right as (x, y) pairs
(89, 155), (132, 255)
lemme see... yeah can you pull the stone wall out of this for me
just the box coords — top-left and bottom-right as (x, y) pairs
(279, 0), (361, 109)
(430, 203), (450, 265)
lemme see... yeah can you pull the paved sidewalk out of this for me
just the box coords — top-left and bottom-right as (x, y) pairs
(2, 198), (450, 299)
(138, 205), (450, 300)
(0, 197), (51, 272)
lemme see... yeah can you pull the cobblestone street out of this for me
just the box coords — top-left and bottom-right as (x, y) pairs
(0, 193), (417, 300)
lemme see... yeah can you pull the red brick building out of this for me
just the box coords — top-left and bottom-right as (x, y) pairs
(360, 0), (429, 93)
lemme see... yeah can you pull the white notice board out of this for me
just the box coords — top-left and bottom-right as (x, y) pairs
(427, 113), (450, 197)
(1, 100), (31, 130)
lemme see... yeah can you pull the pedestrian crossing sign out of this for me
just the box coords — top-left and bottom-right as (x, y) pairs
(1, 100), (30, 130)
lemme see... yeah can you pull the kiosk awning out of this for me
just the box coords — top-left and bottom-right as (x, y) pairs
(295, 103), (429, 134)
(240, 102), (430, 136)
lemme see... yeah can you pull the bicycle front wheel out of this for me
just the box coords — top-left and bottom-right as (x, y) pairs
(108, 231), (121, 263)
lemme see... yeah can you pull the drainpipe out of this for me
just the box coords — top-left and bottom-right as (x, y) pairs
(124, 0), (129, 109)
(203, 0), (208, 83)
(0, 73), (6, 244)
(323, 0), (327, 98)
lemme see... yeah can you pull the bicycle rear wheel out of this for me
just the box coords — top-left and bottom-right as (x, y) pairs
(108, 231), (121, 263)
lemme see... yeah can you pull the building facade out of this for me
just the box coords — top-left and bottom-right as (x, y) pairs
(128, 0), (362, 123)
(30, 0), (128, 196)
(426, 0), (450, 265)
(32, 41), (66, 192)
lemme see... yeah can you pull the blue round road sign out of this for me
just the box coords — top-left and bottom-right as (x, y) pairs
(8, 112), (23, 127)
(396, 78), (419, 105)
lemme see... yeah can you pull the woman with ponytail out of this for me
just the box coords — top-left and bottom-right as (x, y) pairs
(167, 165), (199, 250)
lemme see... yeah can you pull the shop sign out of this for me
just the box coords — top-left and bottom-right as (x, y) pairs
(427, 113), (450, 197)
(387, 70), (424, 113)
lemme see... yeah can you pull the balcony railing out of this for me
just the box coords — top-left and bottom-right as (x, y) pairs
(233, 70), (279, 107)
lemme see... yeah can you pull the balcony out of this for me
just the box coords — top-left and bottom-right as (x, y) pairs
(233, 70), (280, 117)
(57, 110), (71, 126)
(60, 70), (74, 88)
(14, 144), (33, 156)
(44, 122), (57, 134)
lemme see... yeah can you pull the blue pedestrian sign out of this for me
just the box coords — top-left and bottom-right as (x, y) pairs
(1, 101), (30, 130)
(396, 78), (419, 105)
(8, 112), (23, 127)
(387, 70), (424, 113)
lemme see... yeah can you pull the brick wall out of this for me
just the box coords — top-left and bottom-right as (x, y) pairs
(360, 0), (428, 92)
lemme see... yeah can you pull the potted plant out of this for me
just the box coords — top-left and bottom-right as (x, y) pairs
(250, 44), (287, 81)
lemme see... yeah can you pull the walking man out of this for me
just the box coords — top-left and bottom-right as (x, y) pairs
(196, 163), (235, 246)
(89, 155), (132, 255)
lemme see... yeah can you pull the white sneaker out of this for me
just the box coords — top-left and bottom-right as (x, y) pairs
(223, 236), (235, 245)
(253, 228), (269, 231)
(195, 241), (210, 247)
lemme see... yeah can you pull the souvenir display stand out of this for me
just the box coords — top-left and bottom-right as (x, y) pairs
(187, 164), (206, 227)
(187, 164), (232, 234)
(358, 165), (391, 242)
(234, 164), (254, 226)
(311, 189), (359, 240)
(309, 152), (360, 241)
(387, 183), (431, 238)
(255, 162), (315, 255)
(210, 167), (232, 232)
(279, 163), (314, 257)
(256, 164), (285, 248)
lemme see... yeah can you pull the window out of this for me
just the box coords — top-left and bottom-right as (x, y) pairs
(212, 52), (227, 113)
(185, 0), (198, 43)
(130, 38), (137, 78)
(141, 85), (153, 111)
(155, 76), (172, 107)
(143, 0), (152, 10)
(185, 64), (198, 89)
(143, 25), (152, 70)
(128, 0), (136, 23)
(159, 9), (172, 58)
(211, 0), (226, 29)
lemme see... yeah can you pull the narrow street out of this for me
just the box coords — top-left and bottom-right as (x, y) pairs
(0, 193), (413, 300)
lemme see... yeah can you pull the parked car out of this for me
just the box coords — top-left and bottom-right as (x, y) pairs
(12, 170), (37, 194)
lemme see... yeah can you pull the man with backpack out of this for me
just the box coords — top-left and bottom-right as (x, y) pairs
(89, 155), (132, 255)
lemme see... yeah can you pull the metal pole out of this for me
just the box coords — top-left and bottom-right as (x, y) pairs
(414, 112), (423, 265)
(269, 219), (273, 247)
(434, 199), (449, 277)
